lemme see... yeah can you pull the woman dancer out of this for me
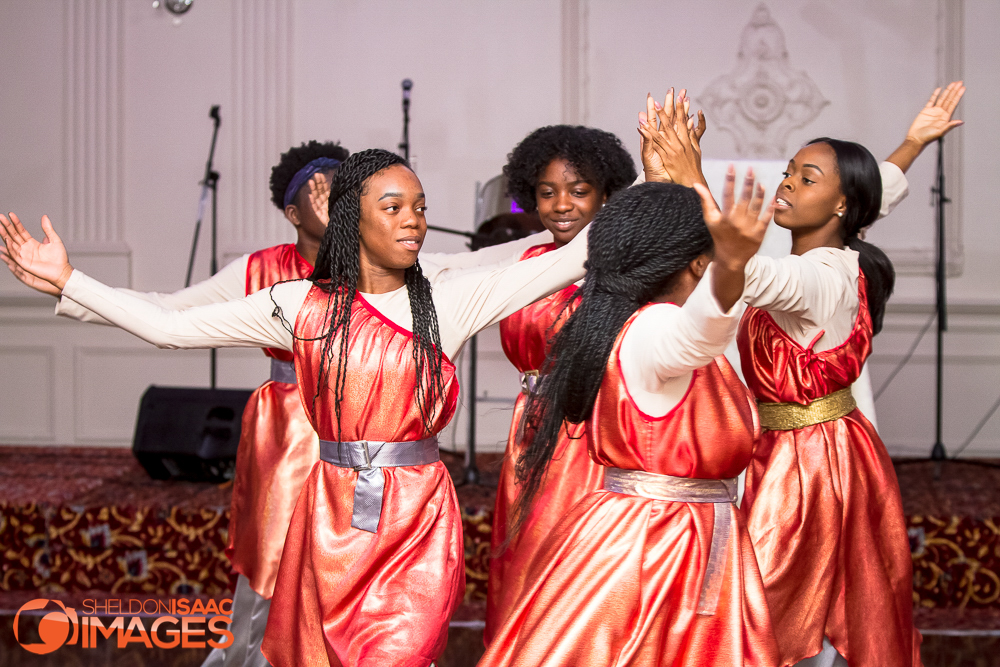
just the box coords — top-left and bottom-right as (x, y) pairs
(643, 83), (965, 666)
(486, 124), (637, 643)
(1, 149), (589, 667)
(3, 139), (346, 667)
(481, 175), (778, 665)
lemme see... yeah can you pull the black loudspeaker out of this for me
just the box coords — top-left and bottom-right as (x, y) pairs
(132, 385), (254, 482)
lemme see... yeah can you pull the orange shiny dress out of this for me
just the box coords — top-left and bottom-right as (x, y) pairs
(226, 244), (318, 599)
(739, 273), (922, 666)
(261, 289), (462, 667)
(480, 307), (778, 666)
(485, 243), (604, 645)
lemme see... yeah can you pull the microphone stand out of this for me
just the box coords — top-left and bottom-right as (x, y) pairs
(930, 137), (948, 471)
(399, 80), (411, 161)
(185, 105), (221, 389)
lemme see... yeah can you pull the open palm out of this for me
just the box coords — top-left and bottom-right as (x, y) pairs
(0, 213), (74, 290)
(907, 81), (965, 145)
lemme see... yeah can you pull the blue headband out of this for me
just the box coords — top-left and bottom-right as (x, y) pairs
(283, 157), (342, 208)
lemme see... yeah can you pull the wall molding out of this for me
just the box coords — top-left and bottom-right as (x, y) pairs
(0, 346), (55, 441)
(62, 0), (129, 285)
(560, 0), (589, 125)
(226, 0), (294, 254)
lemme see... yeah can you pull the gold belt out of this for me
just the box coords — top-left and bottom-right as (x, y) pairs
(602, 467), (737, 617)
(757, 387), (857, 431)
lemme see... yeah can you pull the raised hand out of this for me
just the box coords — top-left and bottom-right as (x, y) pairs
(906, 81), (965, 146)
(0, 213), (74, 291)
(694, 166), (774, 311)
(306, 171), (331, 224)
(887, 81), (966, 173)
(637, 88), (706, 188)
(1, 246), (62, 296)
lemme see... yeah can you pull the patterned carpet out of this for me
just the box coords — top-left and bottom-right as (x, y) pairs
(1, 446), (999, 665)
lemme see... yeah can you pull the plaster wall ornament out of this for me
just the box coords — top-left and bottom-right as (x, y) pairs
(699, 4), (828, 159)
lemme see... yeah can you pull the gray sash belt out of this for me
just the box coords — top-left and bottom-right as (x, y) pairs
(269, 358), (297, 385)
(602, 467), (738, 617)
(319, 437), (440, 533)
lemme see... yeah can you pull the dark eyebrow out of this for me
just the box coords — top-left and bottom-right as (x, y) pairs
(377, 191), (425, 201)
(537, 179), (591, 187)
(802, 163), (825, 175)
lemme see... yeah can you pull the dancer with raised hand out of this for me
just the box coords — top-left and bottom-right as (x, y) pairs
(682, 83), (963, 667)
(3, 139), (347, 667)
(480, 174), (779, 666)
(485, 124), (637, 644)
(1, 148), (590, 667)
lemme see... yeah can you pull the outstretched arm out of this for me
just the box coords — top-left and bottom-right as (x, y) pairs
(886, 81), (965, 174)
(1, 212), (299, 350)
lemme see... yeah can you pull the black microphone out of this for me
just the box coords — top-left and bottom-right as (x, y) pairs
(401, 79), (412, 104)
(209, 105), (221, 124)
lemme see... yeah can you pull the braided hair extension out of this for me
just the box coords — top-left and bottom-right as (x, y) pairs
(509, 182), (713, 537)
(807, 138), (895, 334)
(269, 140), (350, 210)
(503, 125), (637, 213)
(302, 148), (446, 440)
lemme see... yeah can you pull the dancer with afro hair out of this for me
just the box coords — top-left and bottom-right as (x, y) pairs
(485, 123), (644, 643)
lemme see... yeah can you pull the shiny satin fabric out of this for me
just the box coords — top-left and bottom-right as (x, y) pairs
(227, 244), (318, 599)
(480, 307), (778, 666)
(486, 243), (606, 645)
(738, 272), (923, 667)
(261, 288), (462, 667)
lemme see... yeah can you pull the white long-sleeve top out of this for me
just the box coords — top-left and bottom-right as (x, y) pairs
(634, 161), (909, 221)
(58, 229), (580, 362)
(54, 231), (555, 325)
(618, 265), (744, 417)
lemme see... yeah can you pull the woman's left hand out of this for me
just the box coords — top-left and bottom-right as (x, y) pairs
(0, 213), (75, 291)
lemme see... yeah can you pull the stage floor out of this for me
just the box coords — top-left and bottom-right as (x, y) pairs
(2, 446), (1000, 665)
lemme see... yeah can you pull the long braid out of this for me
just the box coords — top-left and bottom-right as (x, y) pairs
(305, 148), (445, 440)
(510, 182), (713, 539)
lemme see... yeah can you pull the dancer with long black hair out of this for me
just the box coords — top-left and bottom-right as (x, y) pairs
(480, 175), (779, 666)
(1, 148), (589, 666)
(643, 82), (965, 666)
(485, 124), (637, 644)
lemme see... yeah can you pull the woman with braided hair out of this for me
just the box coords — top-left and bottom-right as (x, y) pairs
(480, 175), (780, 666)
(485, 124), (639, 643)
(1, 147), (590, 666)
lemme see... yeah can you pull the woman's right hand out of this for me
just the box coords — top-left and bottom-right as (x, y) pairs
(0, 213), (74, 291)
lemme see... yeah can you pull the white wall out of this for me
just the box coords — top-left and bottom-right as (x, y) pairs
(0, 0), (997, 458)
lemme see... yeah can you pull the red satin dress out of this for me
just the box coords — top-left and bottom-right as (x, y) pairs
(261, 288), (462, 667)
(739, 273), (922, 666)
(485, 243), (604, 645)
(226, 244), (318, 599)
(480, 307), (778, 666)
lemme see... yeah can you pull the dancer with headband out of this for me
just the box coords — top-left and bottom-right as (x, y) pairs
(642, 82), (965, 666)
(1, 148), (588, 666)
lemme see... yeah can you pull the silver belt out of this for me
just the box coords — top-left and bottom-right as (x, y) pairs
(270, 358), (297, 384)
(519, 370), (541, 395)
(319, 437), (440, 533)
(602, 467), (738, 616)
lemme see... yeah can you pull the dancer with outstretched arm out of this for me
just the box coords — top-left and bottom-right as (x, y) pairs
(641, 81), (965, 666)
(1, 148), (589, 667)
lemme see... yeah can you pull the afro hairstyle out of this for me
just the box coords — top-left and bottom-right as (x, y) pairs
(502, 125), (637, 213)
